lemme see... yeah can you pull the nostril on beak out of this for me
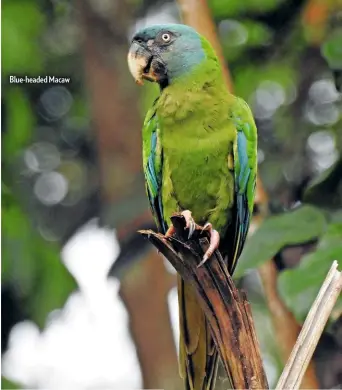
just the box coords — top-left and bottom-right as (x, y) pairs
(133, 36), (143, 45)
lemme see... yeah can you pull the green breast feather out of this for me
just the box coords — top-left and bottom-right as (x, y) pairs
(142, 96), (257, 272)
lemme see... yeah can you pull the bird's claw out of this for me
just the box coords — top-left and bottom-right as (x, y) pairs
(165, 210), (197, 239)
(197, 254), (209, 268)
(181, 210), (196, 239)
(197, 224), (220, 268)
(165, 213), (220, 265)
(201, 222), (212, 233)
(187, 219), (196, 239)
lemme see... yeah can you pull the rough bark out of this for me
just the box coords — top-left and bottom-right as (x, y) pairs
(141, 215), (269, 390)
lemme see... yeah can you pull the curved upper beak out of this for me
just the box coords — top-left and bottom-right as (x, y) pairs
(127, 41), (157, 85)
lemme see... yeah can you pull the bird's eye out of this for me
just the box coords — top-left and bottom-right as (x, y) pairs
(161, 33), (171, 43)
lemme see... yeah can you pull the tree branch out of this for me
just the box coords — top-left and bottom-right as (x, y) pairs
(141, 217), (341, 390)
(140, 215), (269, 390)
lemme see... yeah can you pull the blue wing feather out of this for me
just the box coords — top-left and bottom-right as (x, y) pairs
(237, 130), (250, 193)
(228, 119), (256, 273)
(147, 131), (159, 197)
(144, 112), (167, 233)
(236, 129), (252, 241)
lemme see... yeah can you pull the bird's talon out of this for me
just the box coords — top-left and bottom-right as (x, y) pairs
(180, 210), (196, 239)
(188, 220), (196, 239)
(198, 228), (220, 267)
(197, 254), (210, 268)
(201, 222), (212, 233)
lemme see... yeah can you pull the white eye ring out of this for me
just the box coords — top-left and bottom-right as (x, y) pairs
(161, 33), (171, 42)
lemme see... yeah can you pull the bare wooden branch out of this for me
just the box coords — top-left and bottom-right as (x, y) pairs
(276, 261), (342, 390)
(140, 214), (269, 390)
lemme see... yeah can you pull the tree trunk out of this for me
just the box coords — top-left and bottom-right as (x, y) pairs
(78, 1), (180, 387)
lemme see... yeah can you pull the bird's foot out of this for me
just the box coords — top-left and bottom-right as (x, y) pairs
(165, 213), (219, 266)
(164, 224), (176, 238)
(198, 222), (220, 268)
(165, 210), (198, 239)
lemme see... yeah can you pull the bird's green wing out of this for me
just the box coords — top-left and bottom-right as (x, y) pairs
(228, 99), (257, 274)
(142, 104), (167, 233)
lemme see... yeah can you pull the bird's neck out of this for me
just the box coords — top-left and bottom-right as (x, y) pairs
(156, 59), (232, 121)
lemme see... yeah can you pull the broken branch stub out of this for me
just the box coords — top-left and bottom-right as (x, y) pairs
(139, 214), (268, 390)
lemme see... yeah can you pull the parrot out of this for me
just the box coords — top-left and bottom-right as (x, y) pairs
(127, 24), (257, 390)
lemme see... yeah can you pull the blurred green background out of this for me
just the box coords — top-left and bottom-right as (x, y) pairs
(2, 0), (342, 389)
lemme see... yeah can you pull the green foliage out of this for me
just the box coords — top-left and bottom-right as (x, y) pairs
(321, 28), (342, 69)
(69, 96), (90, 119)
(244, 20), (272, 46)
(2, 1), (77, 330)
(30, 243), (77, 327)
(234, 63), (296, 100)
(278, 223), (342, 322)
(220, 20), (273, 61)
(2, 194), (77, 328)
(2, 87), (35, 160)
(2, 202), (38, 294)
(209, 0), (285, 19)
(1, 376), (19, 390)
(2, 1), (45, 76)
(235, 206), (327, 277)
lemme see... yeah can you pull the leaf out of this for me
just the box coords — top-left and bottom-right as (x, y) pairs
(234, 63), (296, 101)
(2, 1), (45, 76)
(220, 20), (273, 62)
(321, 28), (342, 69)
(2, 193), (77, 328)
(29, 242), (77, 328)
(2, 87), (35, 161)
(243, 20), (273, 46)
(235, 205), (327, 277)
(278, 223), (342, 322)
(2, 203), (38, 295)
(1, 376), (19, 389)
(209, 0), (285, 19)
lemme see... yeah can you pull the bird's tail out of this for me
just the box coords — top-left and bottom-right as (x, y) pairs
(178, 276), (219, 390)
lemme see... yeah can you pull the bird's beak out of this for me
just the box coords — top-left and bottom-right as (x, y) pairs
(127, 42), (158, 85)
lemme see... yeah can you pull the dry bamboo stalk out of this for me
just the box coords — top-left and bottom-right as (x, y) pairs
(276, 261), (342, 390)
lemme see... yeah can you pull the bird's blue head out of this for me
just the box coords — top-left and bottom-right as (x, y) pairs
(128, 24), (207, 88)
